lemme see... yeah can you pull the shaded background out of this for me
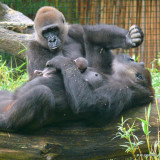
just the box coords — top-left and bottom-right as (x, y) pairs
(1, 0), (160, 69)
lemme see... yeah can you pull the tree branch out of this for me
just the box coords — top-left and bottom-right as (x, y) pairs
(0, 102), (159, 159)
(0, 2), (34, 60)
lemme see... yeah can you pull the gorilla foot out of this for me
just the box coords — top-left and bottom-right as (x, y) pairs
(129, 25), (144, 47)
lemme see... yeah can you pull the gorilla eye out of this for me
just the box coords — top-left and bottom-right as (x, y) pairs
(135, 73), (144, 80)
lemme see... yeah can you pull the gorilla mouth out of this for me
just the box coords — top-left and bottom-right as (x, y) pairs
(48, 35), (61, 50)
(50, 45), (60, 50)
(51, 47), (58, 50)
(48, 42), (61, 51)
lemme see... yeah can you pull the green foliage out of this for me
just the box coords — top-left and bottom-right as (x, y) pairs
(137, 117), (150, 135)
(114, 117), (143, 159)
(0, 55), (28, 91)
(137, 105), (151, 154)
(151, 71), (160, 98)
(137, 105), (151, 136)
(150, 52), (160, 98)
(116, 102), (160, 159)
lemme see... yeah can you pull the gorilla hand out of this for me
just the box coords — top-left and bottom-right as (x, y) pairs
(126, 25), (144, 48)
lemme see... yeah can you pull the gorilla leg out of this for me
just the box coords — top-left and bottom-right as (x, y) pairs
(0, 90), (13, 112)
(0, 85), (55, 131)
(0, 90), (13, 98)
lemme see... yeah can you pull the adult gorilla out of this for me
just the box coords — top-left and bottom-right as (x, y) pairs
(0, 55), (154, 131)
(0, 6), (149, 132)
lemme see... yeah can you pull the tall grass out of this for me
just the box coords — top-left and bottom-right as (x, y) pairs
(115, 102), (160, 160)
(151, 70), (160, 98)
(0, 55), (28, 91)
(150, 53), (160, 98)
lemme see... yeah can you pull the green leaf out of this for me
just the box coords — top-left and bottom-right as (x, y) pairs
(142, 122), (149, 135)
(147, 104), (151, 121)
(137, 117), (148, 125)
(121, 116), (123, 123)
(120, 145), (129, 148)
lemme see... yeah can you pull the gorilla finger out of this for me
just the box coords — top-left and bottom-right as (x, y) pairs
(129, 25), (138, 32)
(131, 33), (141, 39)
(132, 38), (142, 43)
(131, 42), (136, 47)
(130, 28), (140, 35)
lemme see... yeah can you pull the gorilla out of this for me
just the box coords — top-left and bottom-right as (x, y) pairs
(0, 54), (154, 131)
(0, 6), (149, 132)
(27, 6), (143, 80)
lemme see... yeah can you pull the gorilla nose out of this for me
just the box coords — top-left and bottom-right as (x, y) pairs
(49, 37), (56, 43)
(139, 62), (145, 67)
(53, 37), (57, 42)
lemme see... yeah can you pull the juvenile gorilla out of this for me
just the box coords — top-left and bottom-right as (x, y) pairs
(27, 6), (143, 80)
(0, 55), (154, 131)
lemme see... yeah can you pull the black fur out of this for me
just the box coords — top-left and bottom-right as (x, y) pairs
(0, 7), (147, 131)
(0, 55), (154, 131)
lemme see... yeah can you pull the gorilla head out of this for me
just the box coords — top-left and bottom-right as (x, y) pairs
(113, 54), (152, 86)
(34, 6), (68, 50)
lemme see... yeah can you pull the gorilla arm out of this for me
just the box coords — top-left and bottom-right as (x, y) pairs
(83, 24), (143, 49)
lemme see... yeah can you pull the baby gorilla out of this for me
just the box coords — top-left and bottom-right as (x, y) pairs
(35, 57), (103, 89)
(74, 57), (104, 89)
(74, 57), (88, 73)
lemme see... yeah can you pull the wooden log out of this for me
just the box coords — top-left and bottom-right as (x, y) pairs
(0, 102), (159, 160)
(0, 27), (33, 60)
(0, 2), (33, 25)
(0, 2), (34, 60)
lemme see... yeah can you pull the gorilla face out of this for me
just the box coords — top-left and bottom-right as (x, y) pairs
(42, 27), (61, 50)
(112, 54), (153, 88)
(34, 6), (68, 51)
